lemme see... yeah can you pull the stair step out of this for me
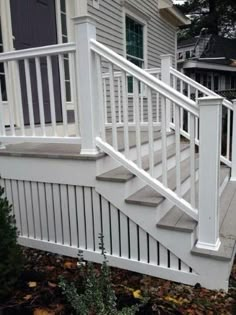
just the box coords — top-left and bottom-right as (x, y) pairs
(97, 142), (189, 183)
(157, 166), (230, 233)
(125, 157), (199, 207)
(106, 129), (174, 152)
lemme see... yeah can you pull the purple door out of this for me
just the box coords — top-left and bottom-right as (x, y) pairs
(10, 0), (62, 125)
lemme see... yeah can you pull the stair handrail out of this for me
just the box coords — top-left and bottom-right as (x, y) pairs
(90, 39), (198, 117)
(170, 67), (233, 110)
(90, 38), (199, 221)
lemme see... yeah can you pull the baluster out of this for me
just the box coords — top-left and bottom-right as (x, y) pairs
(4, 62), (15, 136)
(46, 56), (57, 136)
(190, 114), (196, 207)
(187, 84), (191, 133)
(70, 52), (80, 136)
(226, 108), (231, 159)
(0, 78), (5, 137)
(121, 71), (129, 157)
(118, 76), (122, 124)
(140, 82), (144, 123)
(35, 57), (46, 136)
(175, 105), (181, 196)
(14, 61), (25, 136)
(95, 54), (105, 141)
(134, 78), (141, 168)
(156, 74), (160, 123)
(109, 63), (117, 150)
(103, 78), (108, 124)
(58, 54), (68, 136)
(161, 96), (167, 186)
(24, 59), (35, 136)
(180, 80), (184, 130)
(147, 87), (154, 176)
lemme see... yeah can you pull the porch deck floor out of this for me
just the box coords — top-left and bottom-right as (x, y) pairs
(0, 129), (163, 159)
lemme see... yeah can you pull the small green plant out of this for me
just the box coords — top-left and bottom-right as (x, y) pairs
(59, 234), (142, 315)
(0, 186), (23, 301)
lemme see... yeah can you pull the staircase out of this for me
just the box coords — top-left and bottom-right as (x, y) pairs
(0, 16), (236, 291)
(94, 127), (235, 290)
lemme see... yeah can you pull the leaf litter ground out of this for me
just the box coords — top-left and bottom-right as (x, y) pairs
(0, 247), (236, 314)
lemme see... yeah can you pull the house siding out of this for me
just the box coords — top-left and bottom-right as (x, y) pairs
(87, 0), (176, 68)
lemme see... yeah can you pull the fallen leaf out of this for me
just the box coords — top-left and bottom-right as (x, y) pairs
(48, 281), (57, 288)
(28, 281), (37, 288)
(63, 261), (77, 269)
(23, 294), (32, 301)
(33, 308), (55, 315)
(133, 290), (142, 299)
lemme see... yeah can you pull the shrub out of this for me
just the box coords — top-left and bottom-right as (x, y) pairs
(59, 234), (142, 315)
(0, 186), (23, 300)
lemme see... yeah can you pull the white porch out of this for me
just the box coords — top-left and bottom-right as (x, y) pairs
(0, 16), (236, 290)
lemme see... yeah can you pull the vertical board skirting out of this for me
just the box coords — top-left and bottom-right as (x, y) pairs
(0, 178), (195, 276)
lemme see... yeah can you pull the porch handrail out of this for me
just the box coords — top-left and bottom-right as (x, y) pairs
(102, 67), (161, 80)
(170, 66), (233, 168)
(89, 38), (199, 220)
(170, 67), (233, 110)
(0, 43), (76, 62)
(90, 39), (198, 117)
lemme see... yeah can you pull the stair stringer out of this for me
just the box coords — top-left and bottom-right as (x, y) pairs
(95, 179), (231, 290)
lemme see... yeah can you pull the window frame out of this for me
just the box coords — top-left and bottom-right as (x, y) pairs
(123, 8), (148, 70)
(123, 7), (148, 96)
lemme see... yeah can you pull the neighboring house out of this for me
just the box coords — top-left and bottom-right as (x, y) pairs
(177, 35), (236, 100)
(0, 0), (236, 292)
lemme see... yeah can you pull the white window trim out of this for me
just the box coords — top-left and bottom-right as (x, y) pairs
(122, 6), (148, 70)
(122, 6), (148, 97)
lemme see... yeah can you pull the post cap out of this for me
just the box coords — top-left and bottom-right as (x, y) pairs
(198, 96), (224, 107)
(72, 15), (97, 26)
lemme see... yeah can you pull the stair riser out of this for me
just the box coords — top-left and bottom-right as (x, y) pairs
(96, 133), (175, 175)
(123, 146), (191, 198)
(156, 170), (199, 222)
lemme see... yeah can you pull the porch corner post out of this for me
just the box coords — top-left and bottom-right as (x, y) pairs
(230, 99), (236, 181)
(73, 16), (100, 155)
(196, 96), (223, 251)
(161, 54), (172, 131)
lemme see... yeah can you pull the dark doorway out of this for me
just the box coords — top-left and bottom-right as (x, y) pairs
(10, 0), (62, 125)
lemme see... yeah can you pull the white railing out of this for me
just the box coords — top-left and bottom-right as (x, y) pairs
(170, 67), (233, 167)
(0, 43), (81, 144)
(90, 39), (198, 221)
(102, 68), (161, 126)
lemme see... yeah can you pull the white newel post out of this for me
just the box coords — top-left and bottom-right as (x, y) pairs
(161, 54), (172, 131)
(73, 16), (100, 155)
(230, 99), (236, 181)
(196, 96), (223, 251)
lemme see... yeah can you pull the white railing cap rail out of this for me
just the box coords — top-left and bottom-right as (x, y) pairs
(102, 67), (161, 80)
(170, 67), (233, 110)
(0, 43), (76, 62)
(90, 39), (198, 117)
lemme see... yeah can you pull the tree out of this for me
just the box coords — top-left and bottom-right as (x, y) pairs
(176, 0), (236, 40)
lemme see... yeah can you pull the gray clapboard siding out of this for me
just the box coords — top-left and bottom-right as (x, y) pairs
(88, 0), (176, 68)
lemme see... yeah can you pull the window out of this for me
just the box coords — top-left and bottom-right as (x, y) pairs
(59, 0), (71, 102)
(0, 21), (7, 101)
(125, 15), (145, 92)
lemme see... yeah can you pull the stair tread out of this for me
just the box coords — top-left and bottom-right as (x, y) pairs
(126, 156), (199, 207)
(97, 141), (189, 182)
(105, 129), (174, 152)
(157, 166), (230, 233)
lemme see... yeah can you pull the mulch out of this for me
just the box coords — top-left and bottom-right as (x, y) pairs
(0, 247), (236, 314)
